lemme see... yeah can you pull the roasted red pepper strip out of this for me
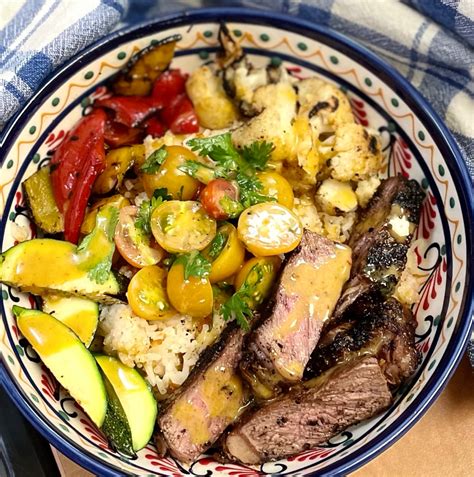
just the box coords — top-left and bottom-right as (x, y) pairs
(95, 96), (160, 128)
(145, 116), (166, 138)
(160, 93), (199, 134)
(50, 109), (106, 244)
(104, 120), (144, 148)
(152, 69), (188, 107)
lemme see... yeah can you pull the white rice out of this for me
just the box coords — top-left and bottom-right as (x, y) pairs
(98, 304), (227, 396)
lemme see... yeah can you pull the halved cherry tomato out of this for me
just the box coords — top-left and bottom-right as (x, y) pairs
(95, 96), (159, 128)
(81, 194), (130, 235)
(257, 171), (294, 209)
(234, 256), (281, 308)
(238, 203), (303, 256)
(142, 145), (200, 199)
(166, 262), (213, 318)
(152, 69), (188, 106)
(202, 223), (245, 283)
(127, 265), (176, 320)
(151, 200), (216, 253)
(115, 206), (165, 268)
(200, 179), (240, 220)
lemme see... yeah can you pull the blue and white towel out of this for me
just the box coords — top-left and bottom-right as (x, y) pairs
(1, 0), (473, 364)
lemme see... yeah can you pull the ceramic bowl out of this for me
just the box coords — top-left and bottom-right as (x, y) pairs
(0, 8), (473, 477)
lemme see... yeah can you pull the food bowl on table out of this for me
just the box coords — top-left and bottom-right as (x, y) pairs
(0, 8), (472, 477)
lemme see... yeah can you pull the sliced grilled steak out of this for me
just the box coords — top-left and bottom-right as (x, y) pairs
(240, 230), (352, 398)
(224, 356), (392, 464)
(158, 324), (248, 462)
(304, 294), (420, 389)
(347, 175), (425, 296)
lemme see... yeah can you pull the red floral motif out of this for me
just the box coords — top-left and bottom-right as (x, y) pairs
(350, 98), (369, 126)
(286, 66), (306, 80)
(90, 85), (112, 102)
(416, 339), (431, 354)
(287, 446), (335, 462)
(416, 191), (436, 240)
(391, 137), (411, 178)
(45, 129), (67, 151)
(11, 324), (19, 339)
(40, 364), (57, 399)
(143, 448), (183, 476)
(414, 256), (446, 313)
(80, 417), (110, 450)
(214, 460), (261, 476)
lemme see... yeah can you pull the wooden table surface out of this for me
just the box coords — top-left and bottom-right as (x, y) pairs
(52, 355), (474, 477)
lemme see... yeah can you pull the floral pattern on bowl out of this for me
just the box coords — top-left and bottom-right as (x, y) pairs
(0, 10), (472, 477)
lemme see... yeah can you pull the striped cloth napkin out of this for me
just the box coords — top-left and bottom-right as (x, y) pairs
(0, 0), (473, 363)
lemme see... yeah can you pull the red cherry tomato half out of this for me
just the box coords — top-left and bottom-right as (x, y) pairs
(200, 179), (240, 220)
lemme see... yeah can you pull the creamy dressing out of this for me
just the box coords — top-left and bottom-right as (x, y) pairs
(171, 362), (245, 446)
(274, 243), (352, 380)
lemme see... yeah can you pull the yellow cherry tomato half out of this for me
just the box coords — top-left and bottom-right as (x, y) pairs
(127, 265), (176, 320)
(114, 206), (165, 268)
(257, 172), (294, 209)
(237, 202), (303, 256)
(151, 200), (216, 253)
(202, 223), (245, 283)
(81, 194), (130, 235)
(234, 256), (281, 308)
(142, 145), (200, 200)
(166, 262), (213, 318)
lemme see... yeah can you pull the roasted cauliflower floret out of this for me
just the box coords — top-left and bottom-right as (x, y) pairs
(292, 78), (355, 183)
(292, 195), (324, 234)
(320, 211), (357, 243)
(297, 78), (354, 129)
(329, 123), (383, 182)
(315, 178), (358, 215)
(186, 66), (238, 130)
(355, 176), (381, 208)
(231, 81), (297, 161)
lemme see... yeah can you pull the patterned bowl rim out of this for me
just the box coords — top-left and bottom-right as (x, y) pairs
(0, 7), (473, 477)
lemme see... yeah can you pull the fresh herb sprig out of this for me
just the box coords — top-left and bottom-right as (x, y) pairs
(183, 133), (275, 210)
(135, 188), (171, 236)
(173, 251), (211, 280)
(206, 231), (227, 260)
(140, 146), (168, 174)
(220, 264), (266, 331)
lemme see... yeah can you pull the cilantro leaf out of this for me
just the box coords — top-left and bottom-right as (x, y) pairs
(220, 292), (252, 331)
(88, 258), (114, 285)
(174, 251), (211, 280)
(178, 160), (217, 183)
(236, 173), (275, 208)
(207, 231), (227, 260)
(153, 188), (172, 201)
(77, 206), (119, 284)
(219, 195), (244, 218)
(220, 264), (270, 330)
(135, 188), (170, 236)
(241, 141), (273, 170)
(140, 146), (168, 174)
(186, 133), (246, 174)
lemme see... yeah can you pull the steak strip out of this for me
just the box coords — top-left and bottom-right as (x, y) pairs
(224, 356), (392, 464)
(241, 230), (352, 398)
(158, 324), (248, 462)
